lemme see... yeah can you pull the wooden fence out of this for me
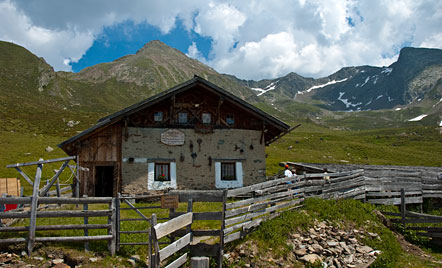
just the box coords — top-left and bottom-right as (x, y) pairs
(0, 196), (116, 255)
(223, 176), (304, 245)
(1, 166), (441, 263)
(382, 189), (442, 243)
(150, 212), (193, 268)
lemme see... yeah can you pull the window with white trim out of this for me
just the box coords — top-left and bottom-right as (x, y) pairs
(148, 162), (177, 190)
(154, 163), (170, 181)
(221, 162), (236, 180)
(215, 161), (243, 189)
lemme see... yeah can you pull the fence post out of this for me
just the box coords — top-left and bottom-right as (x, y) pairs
(83, 195), (89, 251)
(116, 193), (121, 252)
(28, 162), (42, 255)
(218, 189), (228, 268)
(187, 198), (193, 235)
(191, 257), (209, 268)
(401, 188), (406, 229)
(108, 197), (117, 256)
(151, 214), (159, 268)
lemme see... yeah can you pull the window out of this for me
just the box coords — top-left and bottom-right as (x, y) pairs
(202, 113), (211, 124)
(178, 112), (188, 124)
(221, 162), (236, 180)
(215, 161), (243, 189)
(154, 112), (163, 122)
(148, 162), (177, 190)
(226, 114), (234, 125)
(155, 163), (170, 181)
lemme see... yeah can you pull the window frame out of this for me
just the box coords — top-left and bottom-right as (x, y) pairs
(221, 162), (237, 181)
(178, 112), (188, 124)
(153, 111), (163, 122)
(154, 162), (171, 181)
(201, 112), (211, 124)
(226, 114), (235, 125)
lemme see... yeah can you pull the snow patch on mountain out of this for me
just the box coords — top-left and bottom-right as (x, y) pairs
(408, 114), (428, 121)
(433, 97), (442, 107)
(376, 95), (383, 100)
(381, 67), (393, 75)
(251, 80), (279, 96)
(298, 78), (348, 95)
(337, 92), (362, 109)
(360, 77), (370, 87)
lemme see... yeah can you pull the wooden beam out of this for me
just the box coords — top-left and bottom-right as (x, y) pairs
(266, 124), (301, 146)
(14, 167), (33, 186)
(7, 156), (76, 168)
(154, 212), (192, 239)
(39, 160), (70, 196)
(28, 162), (42, 255)
(216, 97), (224, 125)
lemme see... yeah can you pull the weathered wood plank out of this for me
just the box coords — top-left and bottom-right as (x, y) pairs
(224, 231), (241, 243)
(154, 212), (193, 239)
(170, 212), (222, 221)
(123, 199), (150, 221)
(159, 233), (191, 262)
(0, 224), (111, 232)
(28, 162), (42, 255)
(368, 196), (422, 205)
(227, 187), (301, 210)
(169, 190), (224, 202)
(14, 167), (33, 186)
(416, 232), (442, 238)
(190, 243), (220, 257)
(39, 160), (70, 196)
(227, 176), (298, 197)
(0, 210), (112, 219)
(6, 156), (76, 168)
(254, 181), (304, 195)
(35, 235), (112, 242)
(224, 198), (304, 234)
(164, 253), (188, 268)
(366, 191), (422, 197)
(0, 238), (27, 244)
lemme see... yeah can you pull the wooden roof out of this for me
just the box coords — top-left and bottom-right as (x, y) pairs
(59, 76), (289, 151)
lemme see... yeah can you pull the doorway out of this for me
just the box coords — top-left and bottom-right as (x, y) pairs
(95, 166), (114, 197)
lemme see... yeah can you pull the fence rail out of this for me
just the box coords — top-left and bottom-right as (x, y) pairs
(0, 196), (116, 255)
(382, 189), (442, 242)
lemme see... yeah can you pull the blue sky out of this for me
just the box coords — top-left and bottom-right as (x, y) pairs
(1, 0), (441, 80)
(71, 19), (212, 72)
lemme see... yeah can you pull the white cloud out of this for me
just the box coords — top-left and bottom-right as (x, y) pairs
(0, 0), (94, 71)
(1, 0), (441, 78)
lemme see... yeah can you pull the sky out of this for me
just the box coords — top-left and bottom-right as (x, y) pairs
(0, 0), (441, 80)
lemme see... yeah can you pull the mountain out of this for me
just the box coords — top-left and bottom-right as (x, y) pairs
(0, 40), (258, 136)
(238, 47), (442, 112)
(1, 40), (441, 136)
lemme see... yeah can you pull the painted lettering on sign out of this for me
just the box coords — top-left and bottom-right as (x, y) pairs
(161, 129), (185, 145)
(161, 195), (179, 209)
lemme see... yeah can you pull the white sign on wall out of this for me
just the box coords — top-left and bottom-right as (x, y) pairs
(160, 129), (185, 145)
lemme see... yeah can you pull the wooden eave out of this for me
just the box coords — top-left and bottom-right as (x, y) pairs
(58, 75), (290, 153)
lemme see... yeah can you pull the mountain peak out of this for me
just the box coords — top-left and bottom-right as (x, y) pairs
(136, 40), (176, 54)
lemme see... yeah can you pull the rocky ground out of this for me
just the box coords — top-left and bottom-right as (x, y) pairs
(224, 219), (381, 268)
(0, 247), (146, 268)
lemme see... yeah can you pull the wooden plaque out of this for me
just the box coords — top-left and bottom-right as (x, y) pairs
(161, 195), (179, 209)
(161, 129), (185, 146)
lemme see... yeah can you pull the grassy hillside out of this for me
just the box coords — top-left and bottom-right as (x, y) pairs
(266, 123), (442, 175)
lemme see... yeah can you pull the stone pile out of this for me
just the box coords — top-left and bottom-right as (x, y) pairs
(290, 221), (381, 268)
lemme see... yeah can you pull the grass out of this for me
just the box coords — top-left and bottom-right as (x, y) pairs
(266, 123), (442, 175)
(229, 198), (442, 268)
(0, 200), (223, 259)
